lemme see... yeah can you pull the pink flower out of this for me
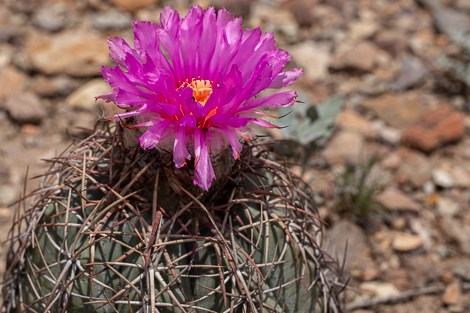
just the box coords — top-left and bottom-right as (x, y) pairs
(99, 6), (302, 190)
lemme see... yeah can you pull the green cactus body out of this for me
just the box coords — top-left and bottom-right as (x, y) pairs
(2, 125), (341, 312)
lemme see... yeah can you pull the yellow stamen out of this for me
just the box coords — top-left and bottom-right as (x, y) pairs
(180, 79), (214, 106)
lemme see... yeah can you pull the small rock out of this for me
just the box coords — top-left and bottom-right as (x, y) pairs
(381, 152), (401, 170)
(322, 131), (364, 165)
(0, 206), (11, 221)
(372, 120), (402, 145)
(0, 164), (10, 184)
(360, 282), (400, 298)
(0, 111), (16, 139)
(377, 187), (421, 212)
(437, 197), (460, 217)
(110, 0), (155, 12)
(309, 4), (345, 40)
(8, 0), (41, 14)
(381, 295), (441, 312)
(0, 24), (23, 43)
(458, 138), (470, 160)
(383, 269), (410, 290)
(451, 96), (467, 111)
(392, 232), (423, 252)
(396, 148), (432, 187)
(394, 12), (421, 33)
(285, 0), (318, 27)
(392, 217), (406, 230)
(0, 66), (28, 100)
(33, 3), (69, 32)
(453, 260), (470, 281)
(390, 58), (429, 91)
(0, 45), (14, 68)
(432, 169), (454, 188)
(32, 75), (79, 97)
(423, 181), (435, 194)
(213, 0), (252, 18)
(26, 31), (109, 77)
(403, 254), (441, 286)
(3, 92), (47, 124)
(362, 93), (426, 129)
(402, 106), (466, 152)
(337, 109), (378, 138)
(410, 218), (432, 249)
(332, 41), (381, 72)
(20, 124), (40, 136)
(432, 7), (470, 36)
(375, 30), (408, 56)
(290, 41), (331, 82)
(251, 5), (298, 40)
(456, 0), (470, 12)
(442, 217), (470, 255)
(451, 166), (470, 188)
(349, 18), (379, 42)
(66, 79), (112, 111)
(409, 28), (435, 57)
(442, 280), (461, 306)
(92, 9), (132, 30)
(362, 267), (380, 282)
(0, 184), (17, 207)
(325, 220), (377, 276)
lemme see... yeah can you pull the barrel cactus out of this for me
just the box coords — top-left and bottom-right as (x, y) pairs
(2, 6), (343, 313)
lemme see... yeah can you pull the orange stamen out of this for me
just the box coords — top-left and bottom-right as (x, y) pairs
(179, 79), (214, 106)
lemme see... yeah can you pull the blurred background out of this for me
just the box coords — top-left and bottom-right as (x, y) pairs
(0, 0), (469, 312)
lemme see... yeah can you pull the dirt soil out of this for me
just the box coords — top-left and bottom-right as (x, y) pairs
(0, 0), (470, 312)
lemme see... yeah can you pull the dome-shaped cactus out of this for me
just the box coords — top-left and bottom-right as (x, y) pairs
(2, 125), (342, 312)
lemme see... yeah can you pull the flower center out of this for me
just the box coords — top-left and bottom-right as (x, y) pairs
(180, 79), (214, 106)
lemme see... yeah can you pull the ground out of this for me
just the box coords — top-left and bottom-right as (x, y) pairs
(0, 0), (469, 312)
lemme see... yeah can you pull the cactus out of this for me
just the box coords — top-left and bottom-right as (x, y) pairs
(2, 124), (342, 312)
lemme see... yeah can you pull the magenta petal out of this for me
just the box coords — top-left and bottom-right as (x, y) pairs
(160, 7), (181, 30)
(193, 130), (215, 190)
(138, 120), (172, 149)
(115, 109), (146, 120)
(159, 7), (184, 80)
(223, 18), (242, 47)
(178, 115), (197, 128)
(133, 21), (170, 70)
(264, 49), (291, 77)
(203, 65), (241, 113)
(173, 127), (191, 168)
(133, 21), (159, 55)
(180, 6), (203, 78)
(269, 68), (303, 88)
(221, 128), (242, 159)
(235, 32), (274, 78)
(97, 91), (117, 102)
(237, 60), (273, 102)
(207, 114), (253, 128)
(108, 37), (136, 66)
(198, 7), (217, 77)
(251, 119), (280, 128)
(101, 66), (153, 106)
(216, 8), (235, 29)
(241, 91), (297, 112)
